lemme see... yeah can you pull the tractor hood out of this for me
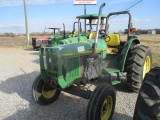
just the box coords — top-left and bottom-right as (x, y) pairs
(60, 36), (88, 44)
(53, 39), (107, 56)
(48, 35), (55, 39)
(48, 35), (64, 39)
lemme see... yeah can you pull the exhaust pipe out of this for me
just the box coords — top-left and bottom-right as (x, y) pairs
(78, 19), (81, 42)
(92, 3), (105, 55)
(63, 23), (66, 39)
(73, 22), (81, 33)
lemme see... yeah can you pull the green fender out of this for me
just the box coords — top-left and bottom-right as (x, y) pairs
(118, 38), (140, 72)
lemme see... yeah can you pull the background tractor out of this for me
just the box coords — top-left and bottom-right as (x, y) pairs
(48, 14), (107, 47)
(47, 22), (82, 47)
(32, 3), (152, 119)
(32, 13), (107, 50)
(32, 27), (61, 50)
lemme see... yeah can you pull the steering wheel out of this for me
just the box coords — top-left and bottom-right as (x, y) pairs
(106, 35), (111, 42)
(99, 33), (105, 38)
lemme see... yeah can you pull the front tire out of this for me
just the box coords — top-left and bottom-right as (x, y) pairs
(133, 67), (160, 120)
(87, 83), (116, 120)
(125, 45), (152, 92)
(32, 74), (61, 105)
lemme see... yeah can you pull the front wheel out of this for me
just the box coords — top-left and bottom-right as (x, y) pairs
(87, 83), (116, 120)
(32, 74), (61, 105)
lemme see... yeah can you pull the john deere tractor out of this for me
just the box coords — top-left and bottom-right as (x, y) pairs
(32, 27), (61, 50)
(48, 22), (82, 47)
(32, 22), (80, 49)
(32, 3), (152, 120)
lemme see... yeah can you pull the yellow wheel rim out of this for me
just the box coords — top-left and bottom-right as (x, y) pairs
(101, 96), (113, 120)
(143, 56), (151, 78)
(42, 85), (57, 99)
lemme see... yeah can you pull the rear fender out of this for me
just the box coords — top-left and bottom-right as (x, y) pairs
(118, 38), (140, 72)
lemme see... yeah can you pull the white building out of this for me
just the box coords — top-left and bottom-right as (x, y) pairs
(148, 29), (156, 34)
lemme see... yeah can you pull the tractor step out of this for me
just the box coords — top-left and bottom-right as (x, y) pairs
(103, 68), (120, 74)
(102, 68), (121, 85)
(112, 80), (121, 85)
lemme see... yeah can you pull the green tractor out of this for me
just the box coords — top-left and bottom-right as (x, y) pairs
(32, 3), (152, 119)
(47, 25), (65, 47)
(48, 22), (83, 47)
(32, 27), (61, 50)
(32, 22), (81, 49)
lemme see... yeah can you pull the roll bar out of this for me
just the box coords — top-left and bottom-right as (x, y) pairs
(105, 11), (132, 38)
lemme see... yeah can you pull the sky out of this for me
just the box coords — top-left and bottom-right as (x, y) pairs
(0, 0), (159, 33)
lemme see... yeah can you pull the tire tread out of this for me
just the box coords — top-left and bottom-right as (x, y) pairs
(133, 67), (160, 120)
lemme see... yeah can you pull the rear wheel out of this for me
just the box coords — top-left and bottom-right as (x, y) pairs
(87, 83), (116, 120)
(32, 74), (60, 105)
(133, 67), (160, 120)
(125, 45), (152, 92)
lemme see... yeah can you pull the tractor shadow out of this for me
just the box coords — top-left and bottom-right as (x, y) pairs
(30, 52), (39, 56)
(0, 72), (133, 120)
(0, 72), (86, 119)
(113, 113), (132, 120)
(24, 48), (36, 51)
(0, 71), (40, 104)
(24, 48), (40, 55)
(32, 59), (39, 65)
(29, 51), (40, 56)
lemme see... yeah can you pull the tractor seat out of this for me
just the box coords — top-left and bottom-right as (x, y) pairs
(106, 34), (120, 47)
(89, 32), (96, 40)
(107, 48), (119, 54)
(73, 32), (78, 37)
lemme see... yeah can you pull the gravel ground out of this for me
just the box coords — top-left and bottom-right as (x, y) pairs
(0, 48), (138, 120)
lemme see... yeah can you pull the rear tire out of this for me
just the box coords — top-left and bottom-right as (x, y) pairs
(87, 83), (116, 120)
(125, 45), (152, 92)
(133, 67), (160, 120)
(32, 74), (60, 105)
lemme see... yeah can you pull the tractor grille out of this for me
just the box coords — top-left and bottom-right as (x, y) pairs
(66, 57), (80, 78)
(41, 48), (81, 85)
